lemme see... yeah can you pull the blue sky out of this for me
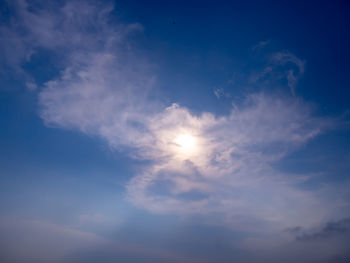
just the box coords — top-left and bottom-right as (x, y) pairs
(1, 0), (350, 262)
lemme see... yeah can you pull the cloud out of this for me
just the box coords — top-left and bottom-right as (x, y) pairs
(237, 233), (350, 263)
(270, 52), (305, 95)
(213, 87), (231, 99)
(213, 87), (225, 98)
(25, 81), (37, 91)
(0, 0), (143, 85)
(252, 40), (270, 51)
(125, 94), (334, 231)
(296, 217), (350, 241)
(234, 217), (350, 263)
(39, 51), (156, 152)
(248, 51), (305, 96)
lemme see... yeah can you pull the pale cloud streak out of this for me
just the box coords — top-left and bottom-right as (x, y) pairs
(248, 50), (305, 96)
(271, 51), (305, 95)
(252, 40), (271, 51)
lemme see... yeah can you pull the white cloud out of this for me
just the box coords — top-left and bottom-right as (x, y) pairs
(125, 94), (333, 231)
(39, 51), (156, 152)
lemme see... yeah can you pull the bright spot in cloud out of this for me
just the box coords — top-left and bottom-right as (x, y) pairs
(174, 134), (196, 154)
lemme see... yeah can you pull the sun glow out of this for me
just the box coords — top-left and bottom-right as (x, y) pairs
(174, 134), (196, 154)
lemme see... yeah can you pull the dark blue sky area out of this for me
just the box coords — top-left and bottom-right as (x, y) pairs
(115, 0), (350, 111)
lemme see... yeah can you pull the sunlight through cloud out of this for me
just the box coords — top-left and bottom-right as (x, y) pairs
(174, 134), (196, 154)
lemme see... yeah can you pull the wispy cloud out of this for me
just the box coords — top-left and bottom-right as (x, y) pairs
(213, 87), (225, 99)
(270, 51), (305, 96)
(252, 40), (271, 51)
(0, 0), (143, 86)
(213, 87), (231, 99)
(248, 50), (305, 96)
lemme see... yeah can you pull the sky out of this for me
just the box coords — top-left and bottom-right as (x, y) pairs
(1, 0), (350, 262)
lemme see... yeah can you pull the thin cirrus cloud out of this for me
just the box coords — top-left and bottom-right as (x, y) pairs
(270, 51), (305, 96)
(248, 50), (305, 96)
(1, 0), (346, 235)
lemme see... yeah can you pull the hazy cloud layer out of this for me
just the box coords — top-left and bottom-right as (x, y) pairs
(0, 217), (204, 263)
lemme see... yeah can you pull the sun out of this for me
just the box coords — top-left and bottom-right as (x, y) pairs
(174, 134), (196, 153)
